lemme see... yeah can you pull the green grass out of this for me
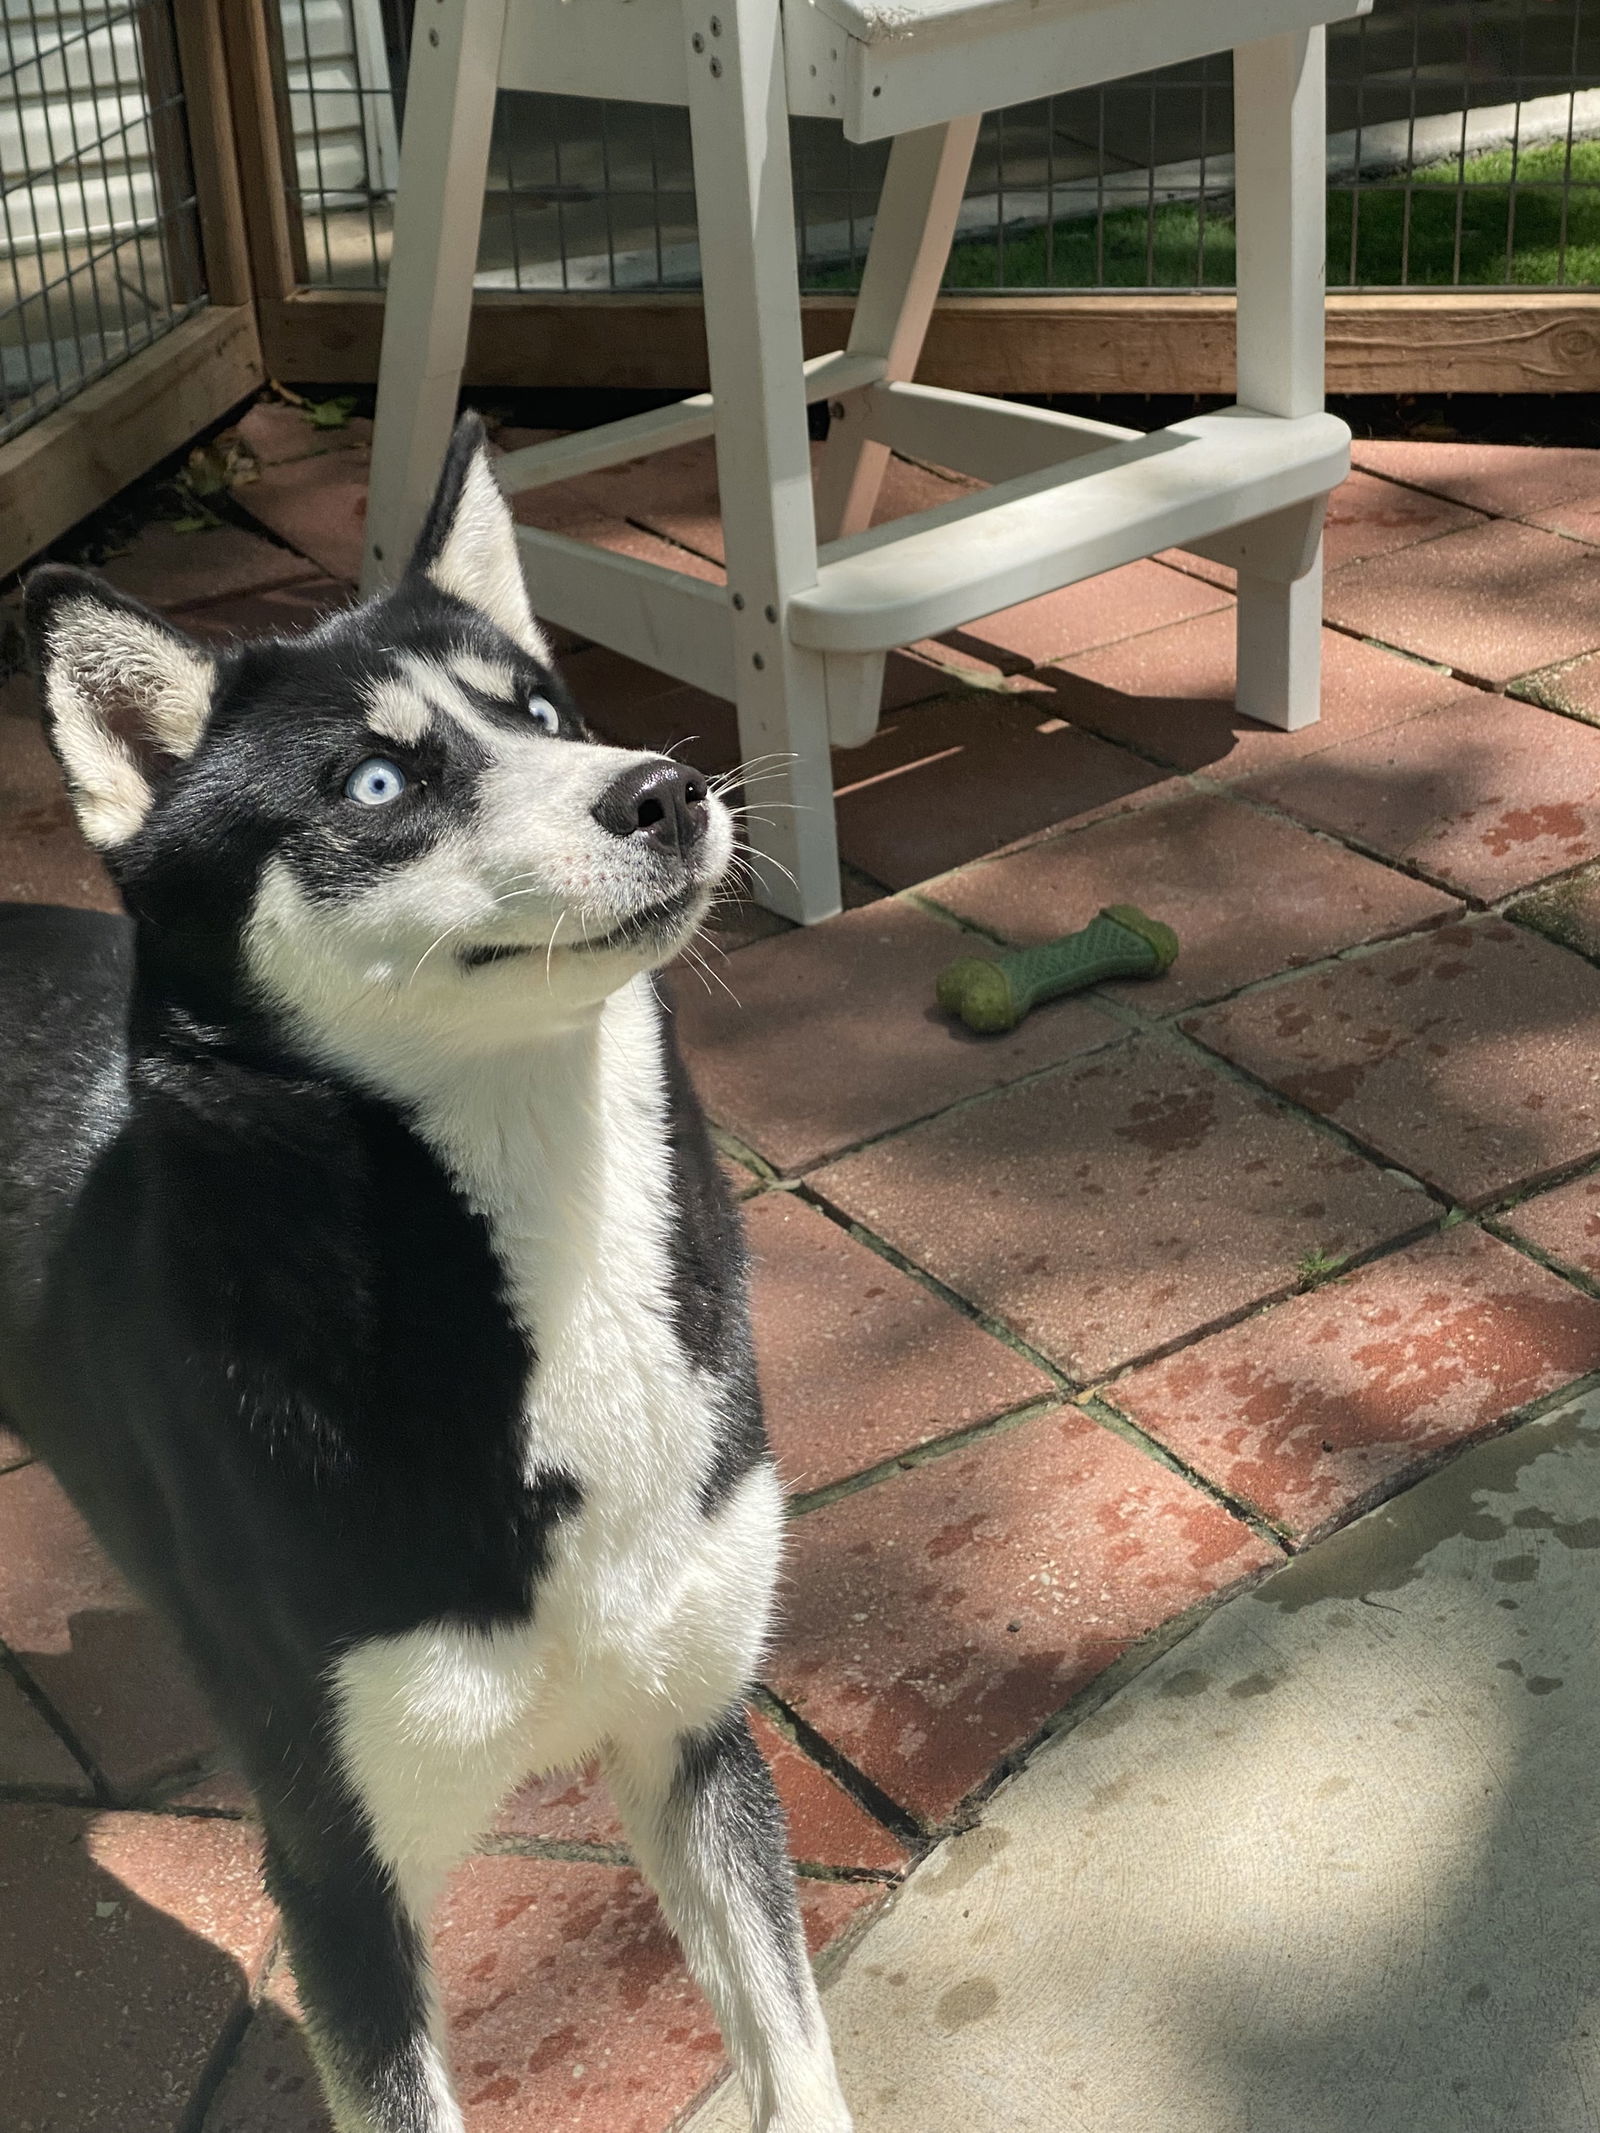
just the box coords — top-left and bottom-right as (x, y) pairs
(809, 138), (1600, 292)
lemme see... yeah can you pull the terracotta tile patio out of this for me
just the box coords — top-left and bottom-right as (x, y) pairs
(6, 406), (1600, 2128)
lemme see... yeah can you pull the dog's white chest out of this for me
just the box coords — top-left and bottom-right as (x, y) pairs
(331, 982), (781, 1880)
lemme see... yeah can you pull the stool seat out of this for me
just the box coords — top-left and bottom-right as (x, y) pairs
(366, 0), (1364, 921)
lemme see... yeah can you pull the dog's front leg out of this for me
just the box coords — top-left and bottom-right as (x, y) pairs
(607, 1708), (853, 2132)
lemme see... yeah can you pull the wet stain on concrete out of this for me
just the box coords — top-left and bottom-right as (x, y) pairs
(1228, 1671), (1283, 1700)
(935, 1979), (1001, 2031)
(919, 1826), (1011, 1900)
(1255, 1402), (1600, 1613)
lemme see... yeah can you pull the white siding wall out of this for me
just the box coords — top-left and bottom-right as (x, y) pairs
(0, 0), (397, 259)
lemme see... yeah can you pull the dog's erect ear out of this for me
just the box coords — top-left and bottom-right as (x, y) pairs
(25, 565), (218, 850)
(407, 411), (546, 655)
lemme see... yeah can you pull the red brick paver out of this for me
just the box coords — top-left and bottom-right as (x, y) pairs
(0, 1463), (217, 1796)
(100, 523), (317, 613)
(1052, 605), (1464, 780)
(1351, 439), (1600, 543)
(236, 401), (374, 468)
(1111, 1225), (1600, 1541)
(1513, 646), (1600, 726)
(235, 448), (373, 584)
(673, 897), (1123, 1174)
(203, 1865), (876, 2133)
(3, 1807), (275, 2133)
(0, 1669), (89, 1792)
(772, 1408), (1280, 1820)
(1187, 919), (1600, 1209)
(747, 1191), (1051, 1493)
(812, 1034), (1433, 1380)
(1250, 687), (1600, 900)
(175, 577), (355, 646)
(832, 691), (1166, 890)
(0, 678), (117, 910)
(926, 786), (1458, 1011)
(1321, 518), (1600, 687)
(1161, 467), (1485, 589)
(1508, 866), (1600, 961)
(953, 557), (1230, 669)
(1499, 1169), (1600, 1285)
(494, 1710), (908, 1875)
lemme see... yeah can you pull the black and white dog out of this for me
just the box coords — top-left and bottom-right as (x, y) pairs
(0, 416), (850, 2132)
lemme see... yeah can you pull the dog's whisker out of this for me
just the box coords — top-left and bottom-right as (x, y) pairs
(408, 920), (470, 985)
(732, 841), (801, 895)
(683, 938), (741, 1008)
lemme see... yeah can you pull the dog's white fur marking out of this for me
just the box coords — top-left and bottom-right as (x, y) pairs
(361, 672), (436, 747)
(330, 983), (783, 1901)
(249, 891), (845, 2130)
(361, 652), (532, 754)
(315, 980), (844, 2133)
(423, 450), (551, 662)
(42, 598), (215, 847)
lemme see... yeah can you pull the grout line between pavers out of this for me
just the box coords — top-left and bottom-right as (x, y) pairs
(175, 1938), (280, 2133)
(926, 1551), (1294, 1838)
(0, 1640), (108, 1801)
(750, 1685), (929, 1849)
(1483, 1216), (1600, 1302)
(1505, 671), (1600, 732)
(1130, 1014), (1452, 1212)
(784, 1395), (1067, 1519)
(1071, 1391), (1295, 1551)
(792, 1188), (1078, 1384)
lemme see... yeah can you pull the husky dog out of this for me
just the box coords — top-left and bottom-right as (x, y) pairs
(0, 416), (850, 2132)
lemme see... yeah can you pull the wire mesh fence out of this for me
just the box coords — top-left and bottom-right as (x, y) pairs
(284, 0), (1600, 300)
(0, 0), (205, 446)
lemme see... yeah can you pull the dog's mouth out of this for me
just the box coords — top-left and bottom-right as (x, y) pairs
(456, 885), (703, 971)
(458, 940), (537, 970)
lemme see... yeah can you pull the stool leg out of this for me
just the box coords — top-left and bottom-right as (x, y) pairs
(684, 0), (841, 925)
(1232, 25), (1326, 733)
(362, 0), (507, 594)
(814, 117), (980, 544)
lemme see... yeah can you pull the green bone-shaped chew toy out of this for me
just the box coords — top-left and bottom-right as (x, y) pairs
(937, 904), (1179, 1033)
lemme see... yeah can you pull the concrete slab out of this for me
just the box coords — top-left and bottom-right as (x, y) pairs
(692, 1394), (1600, 2132)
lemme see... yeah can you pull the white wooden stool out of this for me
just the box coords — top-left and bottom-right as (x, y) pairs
(364, 0), (1366, 922)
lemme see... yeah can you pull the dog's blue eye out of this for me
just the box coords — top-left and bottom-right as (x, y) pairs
(345, 758), (407, 807)
(528, 695), (559, 734)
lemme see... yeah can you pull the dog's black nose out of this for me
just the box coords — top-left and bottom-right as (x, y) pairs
(593, 760), (709, 856)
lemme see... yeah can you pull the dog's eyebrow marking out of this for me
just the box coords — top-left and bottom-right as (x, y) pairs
(363, 673), (435, 744)
(446, 652), (517, 703)
(397, 653), (503, 746)
(362, 654), (522, 750)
